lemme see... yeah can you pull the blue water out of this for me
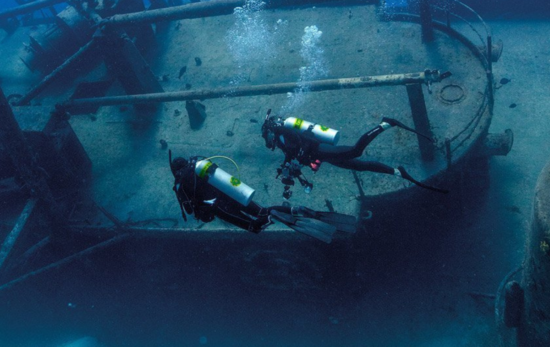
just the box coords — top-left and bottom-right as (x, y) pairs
(0, 1), (549, 347)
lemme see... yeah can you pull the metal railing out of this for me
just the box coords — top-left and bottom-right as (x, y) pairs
(383, 0), (493, 72)
(382, 0), (494, 161)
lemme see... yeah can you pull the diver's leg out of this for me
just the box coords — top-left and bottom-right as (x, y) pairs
(328, 158), (395, 174)
(239, 203), (293, 233)
(316, 121), (393, 161)
(329, 159), (449, 193)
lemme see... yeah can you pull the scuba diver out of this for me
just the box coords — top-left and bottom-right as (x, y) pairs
(169, 150), (357, 243)
(261, 109), (448, 198)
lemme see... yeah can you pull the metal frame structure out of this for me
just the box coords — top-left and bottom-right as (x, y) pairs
(0, 0), (509, 292)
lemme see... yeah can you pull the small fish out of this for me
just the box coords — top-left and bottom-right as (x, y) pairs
(250, 118), (258, 123)
(195, 57), (202, 66)
(178, 66), (186, 79)
(500, 77), (511, 85)
(505, 205), (521, 214)
(509, 103), (517, 108)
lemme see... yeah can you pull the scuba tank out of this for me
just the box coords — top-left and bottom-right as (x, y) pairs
(283, 117), (340, 145)
(195, 159), (255, 206)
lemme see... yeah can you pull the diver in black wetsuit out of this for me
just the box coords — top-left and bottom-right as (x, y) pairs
(261, 110), (448, 197)
(169, 151), (357, 243)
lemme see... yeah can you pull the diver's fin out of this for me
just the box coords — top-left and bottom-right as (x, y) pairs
(270, 210), (335, 243)
(293, 218), (335, 244)
(295, 207), (357, 233)
(313, 212), (357, 233)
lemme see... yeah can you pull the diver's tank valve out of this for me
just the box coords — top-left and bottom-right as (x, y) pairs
(283, 117), (340, 145)
(195, 160), (255, 206)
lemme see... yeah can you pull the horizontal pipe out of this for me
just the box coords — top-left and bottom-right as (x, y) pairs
(0, 0), (66, 21)
(102, 0), (370, 27)
(62, 70), (448, 109)
(103, 0), (243, 26)
(479, 129), (514, 157)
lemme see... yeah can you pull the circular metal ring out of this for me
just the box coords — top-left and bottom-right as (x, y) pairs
(438, 83), (466, 104)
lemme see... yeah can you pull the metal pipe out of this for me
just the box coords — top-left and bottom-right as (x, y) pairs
(103, 0), (244, 26)
(15, 38), (97, 106)
(479, 130), (513, 157)
(0, 0), (66, 21)
(101, 0), (362, 27)
(0, 198), (37, 272)
(0, 233), (131, 292)
(61, 69), (450, 109)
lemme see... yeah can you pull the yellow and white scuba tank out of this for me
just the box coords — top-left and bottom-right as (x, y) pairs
(283, 117), (340, 145)
(195, 159), (255, 206)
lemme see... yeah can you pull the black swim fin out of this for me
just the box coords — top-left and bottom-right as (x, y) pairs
(296, 207), (357, 233)
(270, 210), (336, 243)
(313, 211), (357, 233)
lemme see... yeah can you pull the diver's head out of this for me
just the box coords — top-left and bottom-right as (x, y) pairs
(169, 150), (190, 179)
(261, 114), (283, 150)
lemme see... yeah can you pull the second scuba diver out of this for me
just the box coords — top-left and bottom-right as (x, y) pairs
(261, 109), (448, 198)
(169, 150), (357, 243)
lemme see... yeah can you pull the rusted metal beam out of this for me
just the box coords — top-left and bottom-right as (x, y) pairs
(101, 0), (373, 27)
(103, 0), (243, 26)
(61, 69), (450, 110)
(0, 0), (66, 21)
(0, 198), (37, 272)
(0, 233), (131, 292)
(15, 38), (97, 106)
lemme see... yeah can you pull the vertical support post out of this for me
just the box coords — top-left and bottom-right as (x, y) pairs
(405, 83), (435, 161)
(486, 35), (494, 111)
(445, 138), (452, 169)
(487, 35), (493, 73)
(419, 0), (434, 43)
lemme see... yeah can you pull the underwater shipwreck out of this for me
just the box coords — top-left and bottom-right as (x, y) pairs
(0, 0), (548, 346)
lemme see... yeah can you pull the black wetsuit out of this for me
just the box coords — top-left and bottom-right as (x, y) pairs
(271, 123), (396, 175)
(172, 158), (291, 233)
